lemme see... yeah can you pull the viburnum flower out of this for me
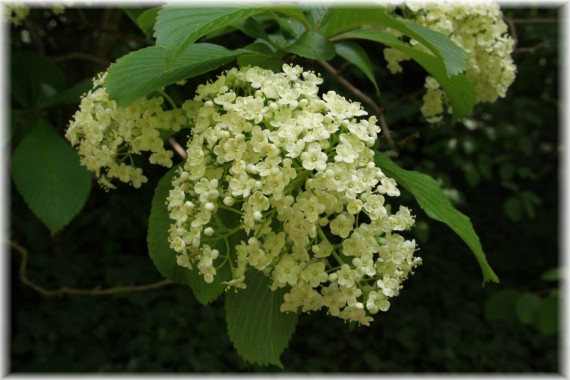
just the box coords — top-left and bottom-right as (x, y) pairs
(4, 3), (30, 26)
(167, 64), (421, 326)
(384, 1), (517, 123)
(66, 72), (186, 189)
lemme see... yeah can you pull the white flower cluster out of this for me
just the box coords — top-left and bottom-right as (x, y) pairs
(3, 3), (65, 26)
(385, 1), (516, 123)
(168, 64), (421, 326)
(66, 72), (186, 189)
(4, 3), (30, 26)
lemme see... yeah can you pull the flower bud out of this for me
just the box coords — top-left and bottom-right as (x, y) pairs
(223, 197), (235, 206)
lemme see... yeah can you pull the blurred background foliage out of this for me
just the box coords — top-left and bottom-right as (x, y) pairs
(8, 5), (560, 372)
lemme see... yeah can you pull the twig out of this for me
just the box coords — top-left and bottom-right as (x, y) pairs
(336, 62), (353, 76)
(52, 52), (111, 65)
(169, 137), (188, 160)
(318, 60), (398, 155)
(77, 8), (151, 45)
(378, 113), (398, 157)
(99, 29), (152, 46)
(396, 131), (421, 149)
(514, 42), (547, 54)
(504, 17), (518, 49)
(9, 240), (174, 297)
(510, 18), (558, 24)
(384, 89), (425, 111)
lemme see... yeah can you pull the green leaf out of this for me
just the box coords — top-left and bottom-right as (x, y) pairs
(136, 7), (160, 38)
(322, 8), (467, 77)
(319, 7), (385, 37)
(537, 295), (559, 335)
(147, 166), (228, 305)
(520, 191), (541, 219)
(154, 6), (264, 65)
(306, 5), (331, 30)
(484, 288), (518, 321)
(464, 163), (481, 187)
(334, 41), (379, 95)
(499, 163), (515, 181)
(226, 270), (298, 368)
(122, 7), (144, 24)
(274, 15), (306, 40)
(41, 78), (93, 108)
(201, 26), (240, 41)
(540, 267), (562, 282)
(11, 119), (91, 234)
(234, 17), (270, 42)
(238, 42), (284, 71)
(11, 52), (67, 108)
(106, 43), (244, 107)
(271, 7), (310, 30)
(515, 292), (541, 325)
(285, 30), (336, 61)
(503, 197), (523, 222)
(402, 21), (468, 77)
(338, 29), (476, 122)
(238, 54), (284, 71)
(242, 41), (276, 56)
(375, 152), (499, 284)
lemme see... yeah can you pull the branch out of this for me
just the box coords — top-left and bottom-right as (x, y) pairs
(169, 137), (188, 160)
(9, 240), (174, 297)
(396, 131), (421, 149)
(318, 60), (398, 155)
(504, 16), (518, 49)
(510, 18), (558, 24)
(514, 42), (547, 54)
(52, 52), (111, 65)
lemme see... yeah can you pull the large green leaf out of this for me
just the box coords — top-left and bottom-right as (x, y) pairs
(401, 21), (468, 76)
(226, 270), (298, 368)
(321, 8), (467, 77)
(285, 30), (335, 61)
(319, 6), (383, 37)
(147, 166), (229, 305)
(338, 29), (476, 122)
(154, 6), (264, 65)
(11, 119), (91, 234)
(334, 41), (379, 95)
(375, 152), (499, 284)
(106, 43), (244, 107)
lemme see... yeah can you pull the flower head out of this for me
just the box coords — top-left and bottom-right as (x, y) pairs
(384, 1), (516, 122)
(66, 72), (186, 189)
(167, 64), (421, 325)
